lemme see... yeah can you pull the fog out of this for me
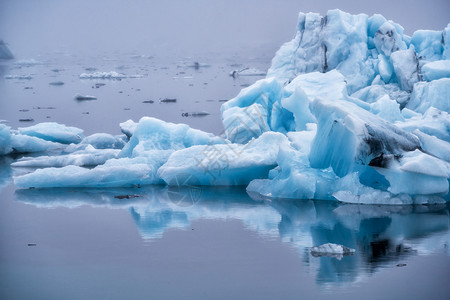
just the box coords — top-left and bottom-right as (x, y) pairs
(1, 0), (449, 58)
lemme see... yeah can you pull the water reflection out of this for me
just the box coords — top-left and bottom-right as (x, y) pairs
(15, 186), (449, 285)
(0, 156), (13, 193)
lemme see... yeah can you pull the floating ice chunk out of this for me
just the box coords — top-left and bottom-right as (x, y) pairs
(79, 133), (126, 149)
(18, 122), (84, 144)
(390, 49), (420, 92)
(120, 119), (137, 138)
(12, 146), (119, 168)
(309, 98), (420, 177)
(310, 243), (355, 258)
(413, 130), (450, 162)
(119, 117), (225, 158)
(12, 117), (228, 188)
(421, 60), (450, 81)
(4, 74), (33, 80)
(14, 157), (160, 188)
(79, 71), (127, 79)
(229, 67), (266, 77)
(411, 30), (444, 62)
(373, 22), (407, 56)
(158, 132), (289, 186)
(222, 103), (270, 144)
(10, 134), (65, 153)
(397, 107), (450, 142)
(0, 124), (12, 155)
(0, 124), (66, 155)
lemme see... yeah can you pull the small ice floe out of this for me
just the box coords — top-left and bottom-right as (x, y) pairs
(14, 59), (43, 66)
(310, 243), (355, 260)
(74, 94), (97, 101)
(160, 98), (177, 103)
(80, 71), (127, 79)
(4, 74), (33, 80)
(181, 111), (210, 117)
(142, 100), (154, 104)
(80, 71), (144, 80)
(172, 76), (194, 79)
(229, 67), (266, 78)
(49, 81), (64, 86)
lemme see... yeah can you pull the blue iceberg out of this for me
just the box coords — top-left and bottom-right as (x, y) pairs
(8, 10), (450, 204)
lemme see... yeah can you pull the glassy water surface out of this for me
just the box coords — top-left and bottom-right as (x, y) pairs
(0, 52), (449, 299)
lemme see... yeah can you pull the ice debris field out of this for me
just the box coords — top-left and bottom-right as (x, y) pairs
(2, 10), (450, 205)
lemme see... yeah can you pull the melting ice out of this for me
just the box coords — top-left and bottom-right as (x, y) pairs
(3, 9), (450, 205)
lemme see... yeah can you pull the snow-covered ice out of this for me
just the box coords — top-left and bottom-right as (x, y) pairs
(6, 9), (450, 205)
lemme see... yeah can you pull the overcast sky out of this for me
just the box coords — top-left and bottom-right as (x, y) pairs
(1, 0), (449, 58)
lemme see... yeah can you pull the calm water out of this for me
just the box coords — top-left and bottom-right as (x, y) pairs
(1, 54), (450, 299)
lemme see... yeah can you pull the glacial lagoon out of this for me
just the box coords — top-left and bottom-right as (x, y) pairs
(1, 50), (449, 299)
(1, 3), (450, 298)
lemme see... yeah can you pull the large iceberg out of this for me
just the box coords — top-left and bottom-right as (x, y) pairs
(9, 10), (450, 204)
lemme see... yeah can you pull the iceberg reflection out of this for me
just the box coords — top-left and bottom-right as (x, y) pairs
(15, 187), (449, 285)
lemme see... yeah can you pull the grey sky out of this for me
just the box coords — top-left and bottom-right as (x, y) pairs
(1, 0), (449, 58)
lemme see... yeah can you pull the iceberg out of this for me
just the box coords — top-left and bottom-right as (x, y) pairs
(10, 10), (450, 205)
